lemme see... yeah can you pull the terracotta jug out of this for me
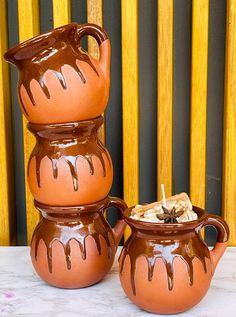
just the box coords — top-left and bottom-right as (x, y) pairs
(119, 206), (229, 314)
(4, 23), (110, 124)
(27, 116), (113, 206)
(31, 196), (127, 288)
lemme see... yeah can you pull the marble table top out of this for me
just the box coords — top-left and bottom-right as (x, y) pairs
(0, 246), (235, 317)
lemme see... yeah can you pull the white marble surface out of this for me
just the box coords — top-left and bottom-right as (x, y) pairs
(0, 247), (235, 317)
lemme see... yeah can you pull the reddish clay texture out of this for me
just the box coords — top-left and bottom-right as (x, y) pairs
(27, 116), (113, 206)
(119, 206), (229, 314)
(31, 196), (127, 288)
(4, 23), (111, 124)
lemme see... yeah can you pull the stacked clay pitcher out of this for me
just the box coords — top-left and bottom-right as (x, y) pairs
(5, 23), (127, 288)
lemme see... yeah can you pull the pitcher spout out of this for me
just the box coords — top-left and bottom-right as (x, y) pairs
(4, 47), (19, 66)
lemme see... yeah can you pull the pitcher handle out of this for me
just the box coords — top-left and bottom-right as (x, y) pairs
(76, 23), (111, 78)
(106, 196), (127, 246)
(202, 214), (229, 273)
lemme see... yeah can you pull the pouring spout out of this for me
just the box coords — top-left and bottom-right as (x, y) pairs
(4, 48), (17, 65)
(4, 43), (29, 68)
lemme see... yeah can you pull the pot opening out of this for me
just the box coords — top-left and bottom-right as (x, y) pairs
(123, 205), (206, 232)
(34, 195), (111, 215)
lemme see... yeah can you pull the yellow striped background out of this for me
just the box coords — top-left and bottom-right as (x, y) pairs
(0, 0), (235, 245)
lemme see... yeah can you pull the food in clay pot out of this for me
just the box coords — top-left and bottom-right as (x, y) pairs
(130, 192), (198, 223)
(119, 190), (229, 314)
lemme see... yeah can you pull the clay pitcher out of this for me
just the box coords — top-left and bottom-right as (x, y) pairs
(119, 206), (229, 314)
(4, 23), (110, 124)
(27, 116), (113, 206)
(31, 196), (127, 288)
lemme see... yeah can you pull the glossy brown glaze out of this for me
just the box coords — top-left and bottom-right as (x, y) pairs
(4, 23), (111, 123)
(5, 23), (105, 106)
(28, 116), (111, 190)
(31, 196), (127, 288)
(119, 206), (229, 314)
(27, 117), (113, 205)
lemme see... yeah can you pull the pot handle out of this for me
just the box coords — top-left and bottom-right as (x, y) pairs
(202, 214), (229, 273)
(107, 196), (127, 246)
(76, 23), (111, 78)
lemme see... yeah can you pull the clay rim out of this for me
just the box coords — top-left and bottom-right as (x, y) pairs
(27, 116), (104, 133)
(4, 22), (108, 64)
(4, 23), (79, 62)
(27, 116), (103, 139)
(123, 205), (207, 231)
(34, 196), (111, 215)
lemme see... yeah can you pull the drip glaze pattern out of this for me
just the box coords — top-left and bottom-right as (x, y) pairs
(31, 196), (127, 288)
(18, 44), (99, 110)
(119, 231), (210, 295)
(4, 23), (111, 124)
(28, 117), (111, 191)
(27, 117), (113, 205)
(5, 23), (105, 106)
(32, 207), (113, 274)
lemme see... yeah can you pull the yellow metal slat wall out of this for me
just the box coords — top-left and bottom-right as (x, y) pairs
(18, 0), (40, 244)
(223, 0), (236, 246)
(0, 0), (15, 245)
(53, 0), (71, 28)
(157, 0), (173, 200)
(190, 0), (209, 209)
(1, 1), (235, 246)
(87, 0), (105, 143)
(122, 0), (139, 240)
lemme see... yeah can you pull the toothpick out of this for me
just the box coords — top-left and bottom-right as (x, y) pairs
(161, 184), (167, 207)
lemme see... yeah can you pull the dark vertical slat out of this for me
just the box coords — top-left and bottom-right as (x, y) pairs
(71, 0), (87, 23)
(173, 0), (191, 195)
(7, 0), (27, 245)
(139, 0), (157, 204)
(39, 0), (53, 32)
(6, 0), (227, 246)
(71, 0), (87, 49)
(104, 0), (122, 227)
(205, 0), (226, 245)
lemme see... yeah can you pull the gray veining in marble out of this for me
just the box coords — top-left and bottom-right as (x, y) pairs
(0, 247), (235, 317)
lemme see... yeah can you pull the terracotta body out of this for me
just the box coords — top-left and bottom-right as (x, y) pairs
(4, 23), (111, 124)
(31, 196), (127, 288)
(5, 22), (128, 289)
(27, 116), (113, 205)
(119, 206), (229, 314)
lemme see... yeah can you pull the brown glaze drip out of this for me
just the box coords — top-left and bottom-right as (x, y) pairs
(32, 197), (115, 273)
(27, 117), (111, 191)
(4, 23), (108, 109)
(119, 207), (212, 296)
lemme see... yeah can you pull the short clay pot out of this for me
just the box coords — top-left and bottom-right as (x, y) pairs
(119, 206), (229, 314)
(27, 116), (113, 206)
(4, 23), (110, 124)
(31, 196), (127, 288)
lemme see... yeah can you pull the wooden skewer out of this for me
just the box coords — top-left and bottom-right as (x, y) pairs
(161, 184), (167, 207)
